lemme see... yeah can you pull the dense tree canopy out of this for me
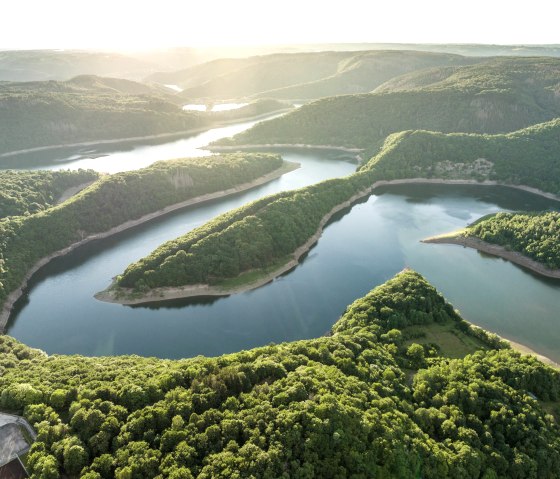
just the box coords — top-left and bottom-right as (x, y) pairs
(0, 169), (98, 218)
(363, 118), (560, 195)
(216, 57), (560, 157)
(461, 212), (560, 269)
(2, 271), (559, 478)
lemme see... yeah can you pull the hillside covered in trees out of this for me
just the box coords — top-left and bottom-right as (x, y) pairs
(147, 50), (478, 101)
(114, 118), (560, 295)
(0, 153), (285, 318)
(363, 119), (560, 195)
(0, 76), (296, 159)
(2, 271), (559, 478)
(0, 169), (99, 218)
(0, 76), (208, 156)
(215, 57), (560, 157)
(457, 212), (560, 270)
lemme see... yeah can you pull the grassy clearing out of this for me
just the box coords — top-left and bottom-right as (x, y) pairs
(403, 321), (489, 359)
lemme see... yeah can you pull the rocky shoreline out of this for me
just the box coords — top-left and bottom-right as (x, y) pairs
(422, 234), (560, 279)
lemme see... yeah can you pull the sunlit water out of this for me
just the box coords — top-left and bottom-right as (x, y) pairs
(182, 103), (249, 112)
(164, 84), (183, 93)
(0, 116), (280, 173)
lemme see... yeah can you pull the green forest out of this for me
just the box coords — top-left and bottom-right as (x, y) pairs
(2, 271), (559, 478)
(0, 78), (289, 157)
(115, 118), (560, 294)
(362, 119), (560, 195)
(0, 169), (98, 218)
(215, 57), (560, 157)
(0, 153), (284, 314)
(460, 212), (560, 270)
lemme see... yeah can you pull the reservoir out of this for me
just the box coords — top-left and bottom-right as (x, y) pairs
(6, 183), (560, 361)
(2, 120), (559, 362)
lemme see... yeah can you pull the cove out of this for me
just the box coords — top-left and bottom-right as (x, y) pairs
(7, 181), (560, 362)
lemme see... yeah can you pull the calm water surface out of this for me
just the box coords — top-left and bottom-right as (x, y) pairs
(8, 180), (560, 361)
(1, 116), (278, 173)
(3, 118), (559, 361)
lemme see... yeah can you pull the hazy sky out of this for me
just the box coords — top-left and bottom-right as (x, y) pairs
(2, 0), (559, 51)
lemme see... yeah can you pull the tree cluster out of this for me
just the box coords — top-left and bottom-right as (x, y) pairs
(465, 212), (560, 269)
(1, 271), (559, 478)
(0, 169), (98, 218)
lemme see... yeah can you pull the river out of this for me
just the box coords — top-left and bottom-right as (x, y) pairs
(3, 121), (560, 361)
(1, 117), (281, 173)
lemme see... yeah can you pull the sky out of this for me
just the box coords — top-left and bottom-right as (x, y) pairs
(1, 0), (559, 51)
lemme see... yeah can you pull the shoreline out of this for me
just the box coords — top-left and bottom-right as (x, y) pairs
(0, 161), (300, 331)
(422, 235), (560, 279)
(0, 108), (293, 159)
(96, 176), (560, 368)
(95, 184), (378, 305)
(506, 338), (560, 370)
(98, 176), (560, 306)
(208, 142), (364, 162)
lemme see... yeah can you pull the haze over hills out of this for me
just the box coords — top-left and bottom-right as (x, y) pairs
(147, 50), (480, 101)
(2, 44), (560, 84)
(0, 76), (207, 156)
(217, 57), (560, 156)
(0, 50), (159, 82)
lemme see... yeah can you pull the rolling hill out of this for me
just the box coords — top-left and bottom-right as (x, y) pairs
(147, 50), (479, 101)
(215, 57), (560, 157)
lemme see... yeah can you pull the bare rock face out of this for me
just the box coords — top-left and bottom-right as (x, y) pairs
(169, 169), (194, 189)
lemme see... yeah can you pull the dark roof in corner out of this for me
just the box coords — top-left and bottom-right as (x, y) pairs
(0, 458), (28, 479)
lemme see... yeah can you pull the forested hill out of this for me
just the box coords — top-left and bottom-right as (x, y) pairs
(2, 270), (559, 478)
(458, 212), (560, 270)
(215, 57), (560, 156)
(0, 153), (284, 316)
(0, 76), (208, 156)
(374, 56), (560, 93)
(0, 169), (99, 218)
(365, 119), (560, 195)
(0, 77), (294, 158)
(115, 119), (560, 296)
(147, 50), (478, 101)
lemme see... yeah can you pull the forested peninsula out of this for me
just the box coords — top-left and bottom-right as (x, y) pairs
(106, 118), (560, 301)
(4, 270), (560, 478)
(424, 212), (560, 278)
(0, 153), (293, 328)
